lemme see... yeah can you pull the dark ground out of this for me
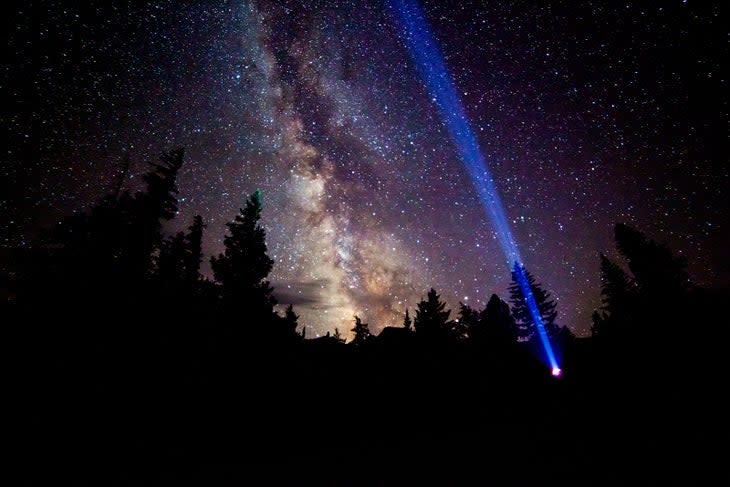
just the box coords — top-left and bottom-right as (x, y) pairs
(11, 303), (723, 486)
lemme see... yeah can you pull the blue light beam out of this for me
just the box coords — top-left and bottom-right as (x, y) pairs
(389, 0), (560, 372)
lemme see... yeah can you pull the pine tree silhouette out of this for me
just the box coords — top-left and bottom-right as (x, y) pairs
(42, 149), (185, 294)
(592, 224), (694, 342)
(458, 302), (479, 340)
(591, 253), (636, 338)
(140, 149), (184, 221)
(614, 223), (691, 302)
(184, 215), (205, 285)
(125, 148), (185, 281)
(508, 264), (559, 341)
(333, 327), (345, 344)
(479, 293), (518, 345)
(158, 231), (187, 283)
(212, 190), (275, 311)
(402, 309), (412, 331)
(414, 288), (452, 342)
(156, 215), (205, 293)
(351, 315), (371, 346)
(275, 303), (303, 342)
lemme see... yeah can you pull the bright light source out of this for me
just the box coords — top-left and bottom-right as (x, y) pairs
(551, 367), (562, 377)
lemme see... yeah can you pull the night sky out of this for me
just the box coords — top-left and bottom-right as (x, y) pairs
(4, 1), (727, 337)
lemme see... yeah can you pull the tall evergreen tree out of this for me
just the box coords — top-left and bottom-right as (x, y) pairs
(591, 253), (636, 337)
(414, 288), (452, 342)
(283, 304), (300, 334)
(478, 293), (518, 345)
(211, 190), (276, 319)
(183, 215), (205, 284)
(266, 303), (303, 344)
(592, 224), (694, 342)
(126, 148), (185, 280)
(156, 215), (205, 289)
(402, 309), (412, 331)
(458, 302), (480, 340)
(139, 149), (184, 222)
(351, 315), (371, 346)
(333, 327), (345, 344)
(508, 264), (559, 341)
(158, 231), (187, 283)
(614, 223), (691, 301)
(44, 149), (185, 291)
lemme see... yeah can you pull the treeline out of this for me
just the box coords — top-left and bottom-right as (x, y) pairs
(9, 149), (299, 345)
(5, 150), (720, 484)
(5, 149), (706, 350)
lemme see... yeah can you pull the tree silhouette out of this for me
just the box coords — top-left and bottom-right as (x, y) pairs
(333, 327), (345, 344)
(458, 302), (479, 340)
(211, 190), (276, 320)
(46, 195), (125, 289)
(278, 303), (304, 341)
(614, 223), (691, 302)
(591, 224), (694, 342)
(158, 230), (187, 283)
(402, 309), (412, 331)
(591, 253), (636, 338)
(478, 293), (518, 346)
(351, 315), (371, 346)
(184, 215), (205, 285)
(414, 288), (452, 342)
(283, 304), (299, 328)
(125, 148), (185, 281)
(40, 149), (186, 294)
(508, 264), (558, 341)
(140, 149), (184, 221)
(157, 215), (205, 293)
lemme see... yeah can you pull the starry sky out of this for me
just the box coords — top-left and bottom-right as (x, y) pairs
(4, 1), (728, 337)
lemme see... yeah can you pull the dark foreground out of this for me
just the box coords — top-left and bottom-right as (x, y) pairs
(11, 308), (721, 486)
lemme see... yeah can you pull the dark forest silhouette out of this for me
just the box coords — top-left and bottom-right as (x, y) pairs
(4, 150), (723, 485)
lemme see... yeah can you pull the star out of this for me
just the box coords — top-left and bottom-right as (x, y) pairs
(3, 0), (726, 338)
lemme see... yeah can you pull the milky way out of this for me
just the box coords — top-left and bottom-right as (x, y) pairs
(4, 1), (727, 337)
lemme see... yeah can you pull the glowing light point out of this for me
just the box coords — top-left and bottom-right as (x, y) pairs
(551, 367), (562, 377)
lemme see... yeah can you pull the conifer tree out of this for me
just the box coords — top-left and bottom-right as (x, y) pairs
(402, 308), (412, 331)
(126, 148), (185, 280)
(458, 302), (479, 340)
(351, 315), (371, 346)
(158, 231), (187, 283)
(184, 215), (205, 284)
(614, 223), (690, 301)
(281, 304), (300, 337)
(46, 149), (185, 290)
(211, 190), (276, 319)
(508, 264), (558, 341)
(591, 253), (635, 337)
(333, 328), (345, 344)
(592, 224), (693, 341)
(478, 293), (518, 345)
(157, 215), (205, 290)
(414, 288), (452, 342)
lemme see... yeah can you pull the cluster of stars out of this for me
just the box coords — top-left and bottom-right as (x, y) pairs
(3, 1), (726, 337)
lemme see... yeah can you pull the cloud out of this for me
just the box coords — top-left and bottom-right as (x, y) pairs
(273, 278), (331, 307)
